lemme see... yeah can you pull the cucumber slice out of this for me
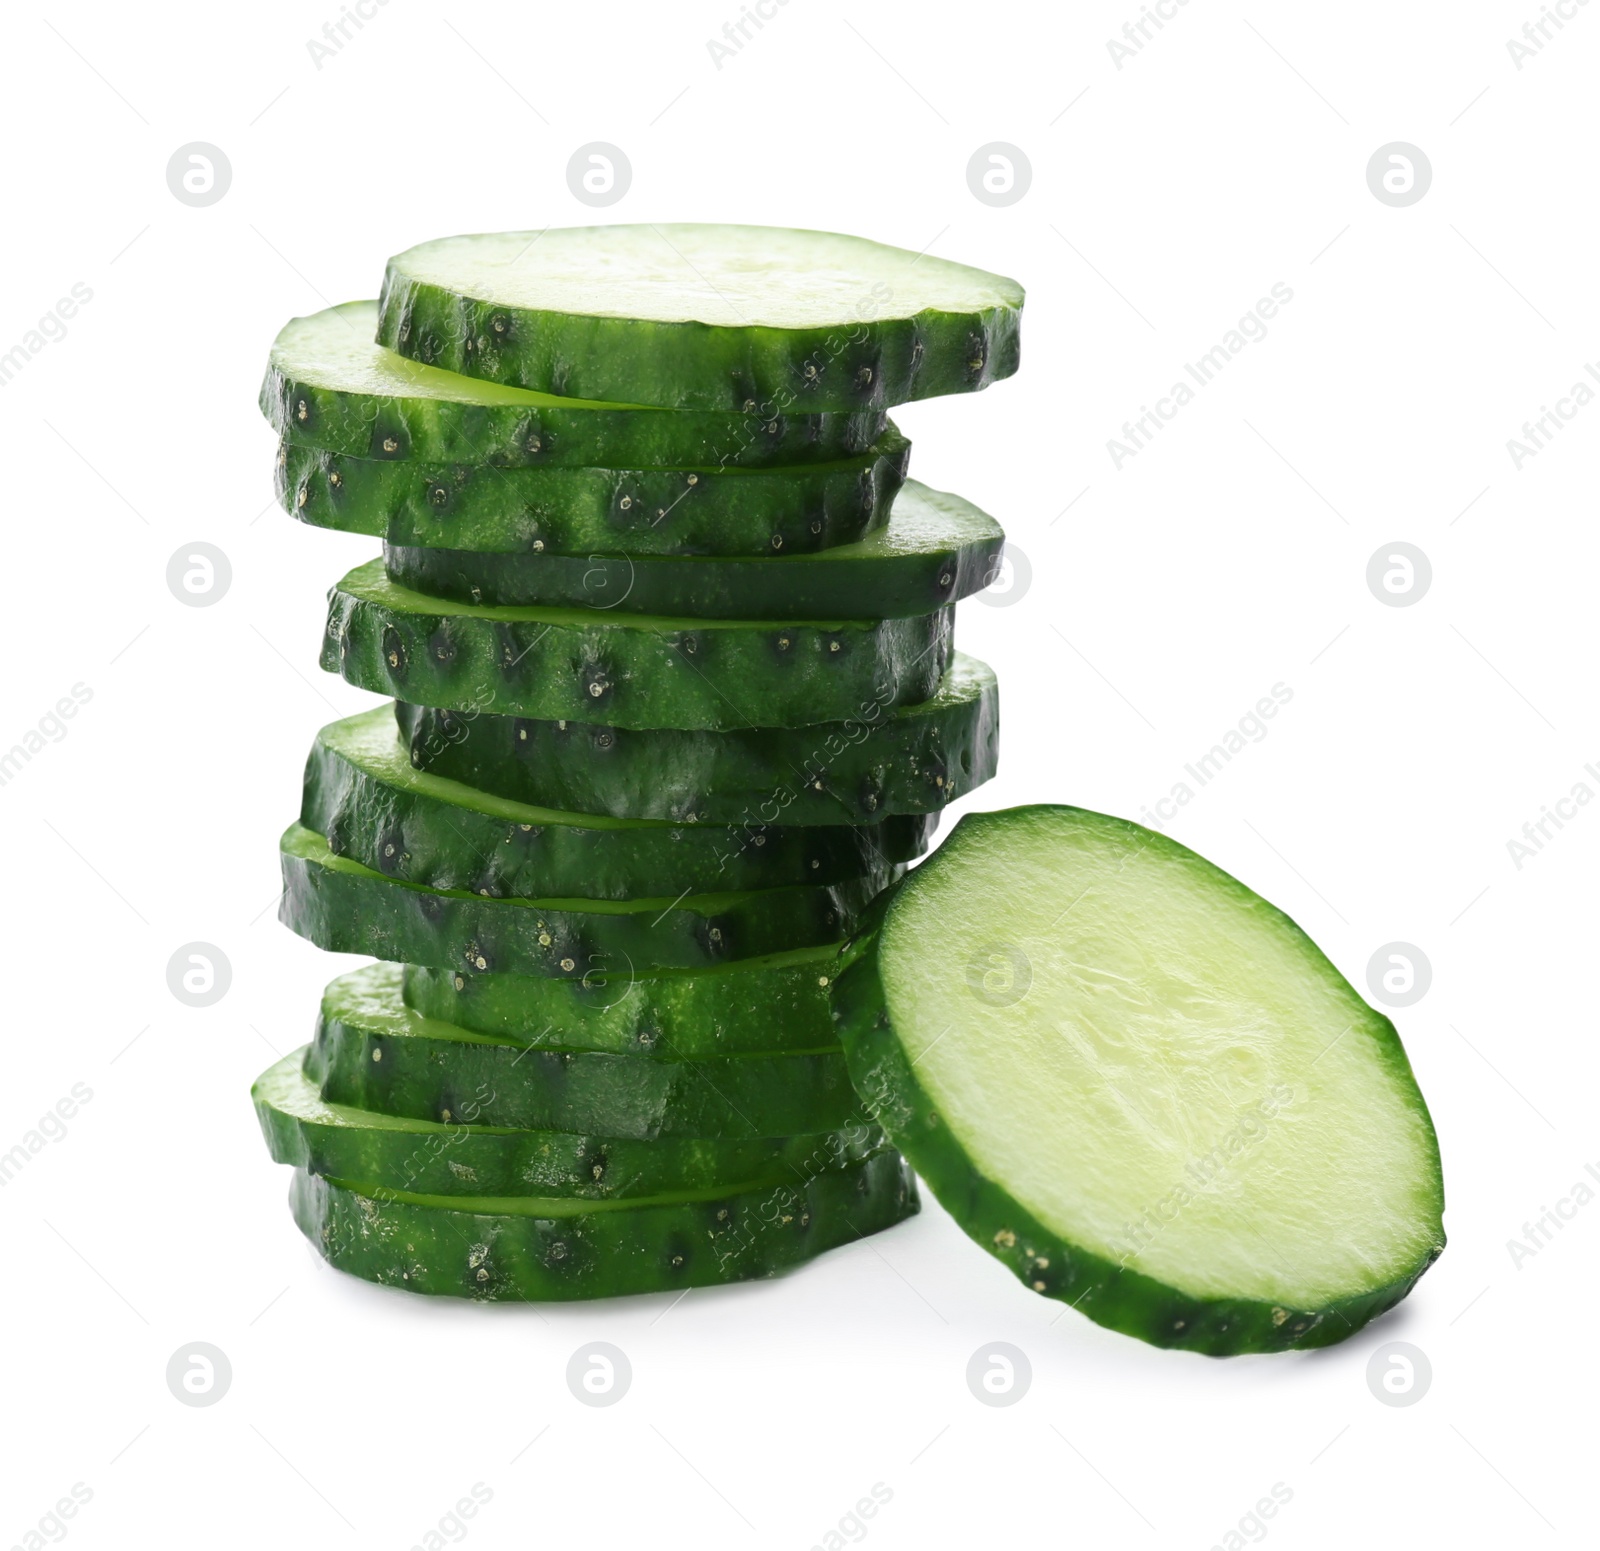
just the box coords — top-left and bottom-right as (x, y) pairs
(377, 225), (1024, 412)
(263, 301), (887, 468)
(290, 1150), (919, 1300)
(396, 654), (998, 825)
(831, 806), (1446, 1355)
(402, 945), (840, 1057)
(306, 965), (858, 1140)
(256, 1050), (885, 1199)
(304, 706), (932, 900)
(383, 479), (1004, 621)
(279, 822), (896, 977)
(323, 559), (954, 731)
(278, 427), (909, 557)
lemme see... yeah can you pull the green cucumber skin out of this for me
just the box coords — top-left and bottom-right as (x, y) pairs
(278, 431), (908, 558)
(377, 476), (1005, 619)
(255, 1050), (885, 1199)
(305, 967), (860, 1140)
(262, 364), (888, 472)
(401, 948), (843, 1057)
(394, 654), (998, 825)
(289, 1152), (919, 1301)
(829, 888), (1445, 1357)
(279, 822), (897, 978)
(324, 559), (954, 732)
(377, 271), (1020, 415)
(303, 707), (931, 900)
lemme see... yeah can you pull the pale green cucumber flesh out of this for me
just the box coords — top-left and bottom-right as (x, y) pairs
(377, 225), (1023, 411)
(831, 805), (1446, 1355)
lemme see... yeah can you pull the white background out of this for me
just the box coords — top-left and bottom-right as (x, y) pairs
(0, 2), (1594, 1547)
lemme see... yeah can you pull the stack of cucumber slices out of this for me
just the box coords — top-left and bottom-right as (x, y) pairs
(253, 225), (1016, 1304)
(254, 225), (1444, 1353)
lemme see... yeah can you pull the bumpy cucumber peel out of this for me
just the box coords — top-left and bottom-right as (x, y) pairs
(290, 1152), (919, 1301)
(323, 558), (954, 731)
(376, 225), (1023, 413)
(262, 300), (888, 468)
(829, 806), (1446, 1356)
(395, 653), (998, 826)
(278, 426), (909, 557)
(279, 821), (898, 978)
(303, 706), (931, 901)
(383, 478), (1005, 620)
(256, 1050), (886, 1200)
(400, 945), (846, 1058)
(307, 964), (859, 1141)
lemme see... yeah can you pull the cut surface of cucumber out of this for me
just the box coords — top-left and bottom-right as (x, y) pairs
(831, 806), (1445, 1355)
(306, 965), (860, 1140)
(263, 301), (887, 467)
(396, 653), (997, 824)
(323, 558), (954, 731)
(290, 1151), (918, 1300)
(384, 479), (1004, 620)
(256, 1050), (884, 1198)
(401, 945), (843, 1057)
(279, 821), (895, 977)
(279, 427), (908, 557)
(305, 706), (930, 899)
(377, 225), (1023, 412)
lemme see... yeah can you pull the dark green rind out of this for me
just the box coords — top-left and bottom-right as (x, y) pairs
(279, 822), (897, 978)
(262, 301), (887, 468)
(383, 479), (1005, 620)
(303, 706), (932, 900)
(324, 559), (954, 732)
(305, 965), (859, 1140)
(255, 1050), (886, 1199)
(278, 429), (909, 558)
(396, 653), (998, 825)
(376, 226), (1022, 413)
(289, 1152), (919, 1301)
(402, 945), (844, 1057)
(828, 820), (1447, 1358)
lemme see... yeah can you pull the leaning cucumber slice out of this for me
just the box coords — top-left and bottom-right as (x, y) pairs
(377, 225), (1023, 412)
(306, 965), (860, 1140)
(256, 1050), (885, 1199)
(401, 946), (843, 1056)
(263, 301), (887, 467)
(396, 653), (998, 824)
(384, 479), (1005, 620)
(279, 822), (896, 977)
(290, 1151), (918, 1300)
(304, 706), (932, 899)
(279, 427), (909, 557)
(830, 806), (1446, 1355)
(323, 559), (954, 731)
